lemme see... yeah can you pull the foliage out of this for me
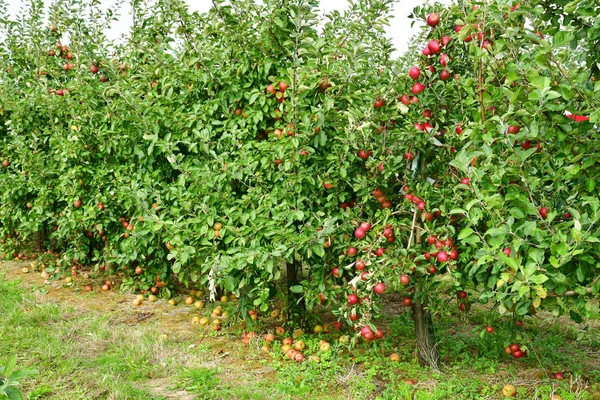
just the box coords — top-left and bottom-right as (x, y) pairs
(0, 355), (38, 400)
(0, 0), (598, 366)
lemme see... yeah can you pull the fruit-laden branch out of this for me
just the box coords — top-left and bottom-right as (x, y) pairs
(546, 275), (600, 297)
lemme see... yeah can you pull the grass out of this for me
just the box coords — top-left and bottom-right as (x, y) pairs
(1, 261), (600, 399)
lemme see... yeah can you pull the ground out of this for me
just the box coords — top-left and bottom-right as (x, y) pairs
(1, 260), (600, 400)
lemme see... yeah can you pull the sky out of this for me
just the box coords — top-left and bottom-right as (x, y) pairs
(4, 0), (450, 56)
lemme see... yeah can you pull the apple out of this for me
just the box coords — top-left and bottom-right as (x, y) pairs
(349, 313), (358, 321)
(374, 283), (385, 294)
(539, 207), (549, 219)
(373, 99), (385, 108)
(409, 67), (420, 80)
(90, 64), (99, 74)
(319, 342), (331, 352)
(355, 229), (366, 239)
(486, 326), (494, 333)
(502, 384), (517, 397)
(404, 151), (415, 160)
(422, 47), (432, 56)
(441, 36), (451, 46)
(278, 81), (289, 92)
(426, 13), (440, 27)
(428, 40), (441, 54)
(503, 248), (511, 257)
(73, 199), (82, 208)
(553, 372), (565, 380)
(377, 162), (384, 172)
(266, 83), (276, 95)
(457, 291), (468, 299)
(437, 251), (449, 263)
(319, 79), (331, 91)
(294, 340), (306, 351)
(400, 275), (410, 285)
(412, 83), (425, 94)
(355, 260), (366, 270)
(417, 201), (426, 210)
(461, 177), (470, 185)
(332, 267), (341, 277)
(389, 353), (400, 362)
(512, 350), (524, 359)
(348, 294), (359, 305)
(459, 302), (467, 312)
(450, 249), (459, 260)
(439, 70), (451, 82)
(85, 285), (92, 292)
(358, 150), (371, 160)
(400, 94), (411, 105)
(361, 326), (374, 340)
(333, 321), (342, 330)
(294, 352), (304, 363)
(101, 284), (110, 291)
(507, 125), (520, 134)
(405, 380), (416, 385)
(99, 75), (108, 83)
(347, 247), (357, 257)
(375, 247), (384, 256)
(324, 182), (333, 190)
(360, 222), (371, 231)
(403, 297), (412, 307)
(135, 266), (143, 275)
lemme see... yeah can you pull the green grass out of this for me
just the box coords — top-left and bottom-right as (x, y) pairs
(1, 267), (599, 399)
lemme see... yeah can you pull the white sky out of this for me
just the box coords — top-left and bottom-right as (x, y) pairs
(5, 0), (449, 55)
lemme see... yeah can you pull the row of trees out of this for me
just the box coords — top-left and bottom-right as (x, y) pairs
(0, 0), (598, 369)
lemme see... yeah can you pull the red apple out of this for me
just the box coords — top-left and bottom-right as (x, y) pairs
(437, 251), (448, 263)
(426, 13), (440, 27)
(412, 83), (425, 94)
(507, 125), (520, 134)
(539, 207), (549, 219)
(348, 294), (359, 305)
(427, 40), (441, 54)
(374, 282), (385, 294)
(355, 260), (366, 270)
(409, 67), (421, 80)
(400, 275), (410, 285)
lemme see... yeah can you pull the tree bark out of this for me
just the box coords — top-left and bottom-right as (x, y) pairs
(412, 284), (440, 371)
(286, 257), (307, 328)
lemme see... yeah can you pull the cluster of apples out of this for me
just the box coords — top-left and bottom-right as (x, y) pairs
(266, 81), (289, 104)
(504, 343), (526, 359)
(371, 188), (393, 210)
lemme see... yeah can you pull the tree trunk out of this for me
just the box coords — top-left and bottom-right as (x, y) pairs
(286, 257), (307, 328)
(412, 284), (440, 371)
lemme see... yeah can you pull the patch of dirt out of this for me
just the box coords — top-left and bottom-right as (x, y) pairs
(2, 260), (280, 400)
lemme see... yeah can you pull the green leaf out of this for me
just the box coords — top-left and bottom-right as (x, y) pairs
(458, 227), (474, 240)
(4, 355), (17, 377)
(569, 310), (583, 323)
(312, 245), (325, 258)
(289, 285), (304, 293)
(553, 31), (575, 47)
